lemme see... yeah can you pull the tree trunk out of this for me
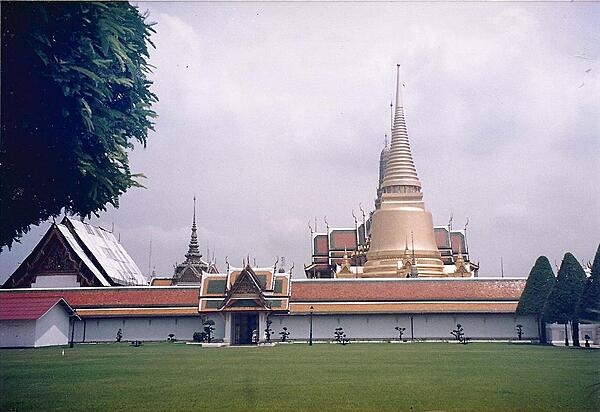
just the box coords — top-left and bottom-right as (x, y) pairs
(572, 320), (580, 347)
(538, 317), (547, 344)
(564, 323), (569, 346)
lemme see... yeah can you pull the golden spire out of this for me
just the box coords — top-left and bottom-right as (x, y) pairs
(363, 65), (444, 277)
(380, 64), (422, 193)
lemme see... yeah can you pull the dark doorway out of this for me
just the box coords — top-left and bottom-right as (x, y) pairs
(232, 313), (258, 345)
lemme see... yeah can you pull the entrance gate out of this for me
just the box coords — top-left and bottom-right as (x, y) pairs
(232, 313), (258, 345)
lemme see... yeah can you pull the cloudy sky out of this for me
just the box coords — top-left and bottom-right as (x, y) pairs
(1, 2), (599, 283)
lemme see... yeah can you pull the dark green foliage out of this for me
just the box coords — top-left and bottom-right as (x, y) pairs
(264, 318), (273, 343)
(544, 252), (587, 346)
(203, 319), (215, 343)
(516, 324), (523, 340)
(279, 327), (290, 342)
(394, 326), (406, 340)
(450, 324), (470, 344)
(1, 1), (157, 250)
(517, 256), (555, 316)
(580, 244), (600, 323)
(192, 332), (203, 342)
(516, 256), (555, 343)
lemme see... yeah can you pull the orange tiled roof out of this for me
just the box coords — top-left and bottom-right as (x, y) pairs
(0, 296), (76, 320)
(291, 279), (525, 302)
(0, 287), (198, 308)
(150, 278), (173, 286)
(290, 301), (518, 314)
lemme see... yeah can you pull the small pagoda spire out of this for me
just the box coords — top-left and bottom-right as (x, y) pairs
(185, 196), (202, 263)
(381, 64), (422, 193)
(409, 231), (419, 278)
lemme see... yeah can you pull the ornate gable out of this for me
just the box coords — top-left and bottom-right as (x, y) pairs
(174, 265), (202, 283)
(31, 234), (79, 274)
(3, 225), (100, 288)
(219, 266), (270, 311)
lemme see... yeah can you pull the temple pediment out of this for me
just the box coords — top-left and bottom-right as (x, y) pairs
(198, 264), (291, 313)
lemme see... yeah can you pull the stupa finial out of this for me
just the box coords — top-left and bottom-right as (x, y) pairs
(380, 64), (422, 193)
(185, 196), (202, 262)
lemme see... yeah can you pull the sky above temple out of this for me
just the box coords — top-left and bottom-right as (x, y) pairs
(1, 2), (599, 282)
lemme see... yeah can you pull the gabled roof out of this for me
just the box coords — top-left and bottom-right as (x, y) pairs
(63, 218), (146, 285)
(0, 296), (77, 320)
(55, 224), (111, 286)
(4, 218), (146, 288)
(198, 265), (291, 313)
(220, 266), (270, 311)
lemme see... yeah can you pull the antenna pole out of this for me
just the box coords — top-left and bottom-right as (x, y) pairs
(148, 238), (152, 279)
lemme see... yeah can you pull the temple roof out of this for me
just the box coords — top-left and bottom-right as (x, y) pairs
(3, 217), (146, 288)
(63, 217), (146, 285)
(0, 278), (525, 317)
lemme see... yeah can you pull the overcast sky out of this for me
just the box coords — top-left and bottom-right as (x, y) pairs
(1, 2), (599, 283)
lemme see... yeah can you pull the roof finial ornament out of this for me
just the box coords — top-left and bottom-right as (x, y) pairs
(464, 217), (470, 256)
(409, 231), (419, 278)
(396, 64), (402, 108)
(185, 196), (202, 263)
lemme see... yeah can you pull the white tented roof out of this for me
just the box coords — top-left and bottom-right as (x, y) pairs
(65, 218), (147, 286)
(56, 225), (111, 287)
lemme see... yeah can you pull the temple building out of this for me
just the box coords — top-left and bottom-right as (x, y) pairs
(6, 66), (579, 348)
(3, 217), (147, 288)
(305, 65), (478, 279)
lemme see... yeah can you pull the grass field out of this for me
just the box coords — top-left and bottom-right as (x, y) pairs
(1, 342), (598, 411)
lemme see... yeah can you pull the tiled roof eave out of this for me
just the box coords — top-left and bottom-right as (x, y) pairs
(76, 307), (199, 318)
(291, 298), (519, 303)
(289, 301), (519, 315)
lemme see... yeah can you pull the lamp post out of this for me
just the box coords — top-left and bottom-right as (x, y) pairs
(309, 305), (314, 346)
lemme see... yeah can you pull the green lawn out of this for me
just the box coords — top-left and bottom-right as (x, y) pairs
(1, 342), (598, 411)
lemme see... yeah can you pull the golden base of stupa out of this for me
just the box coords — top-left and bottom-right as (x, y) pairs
(363, 194), (445, 277)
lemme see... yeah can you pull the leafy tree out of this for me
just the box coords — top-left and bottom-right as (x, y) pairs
(544, 253), (587, 346)
(516, 256), (555, 343)
(580, 244), (600, 323)
(1, 2), (157, 250)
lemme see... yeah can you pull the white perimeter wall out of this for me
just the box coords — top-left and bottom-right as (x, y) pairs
(71, 313), (537, 343)
(35, 304), (70, 347)
(546, 323), (600, 345)
(270, 313), (537, 341)
(0, 320), (36, 348)
(73, 314), (225, 343)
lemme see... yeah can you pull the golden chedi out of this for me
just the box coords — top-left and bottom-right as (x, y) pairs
(363, 65), (444, 277)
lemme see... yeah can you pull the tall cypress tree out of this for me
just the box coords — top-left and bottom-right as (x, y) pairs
(580, 244), (600, 323)
(544, 253), (587, 346)
(516, 256), (555, 343)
